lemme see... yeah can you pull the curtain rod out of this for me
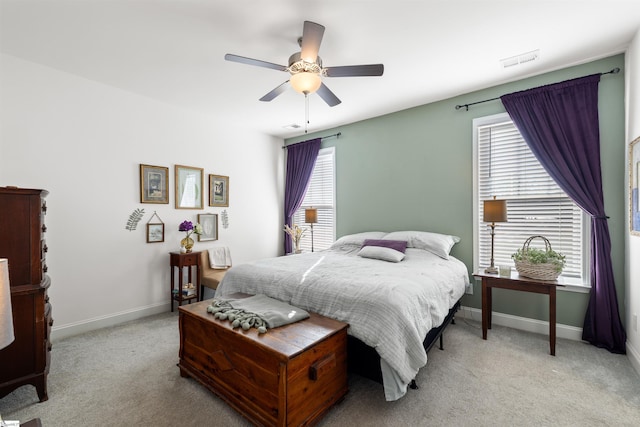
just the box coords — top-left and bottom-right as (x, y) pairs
(283, 132), (342, 149)
(454, 67), (620, 111)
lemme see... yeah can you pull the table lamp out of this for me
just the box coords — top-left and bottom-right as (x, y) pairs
(305, 207), (318, 252)
(483, 196), (507, 274)
(0, 258), (15, 350)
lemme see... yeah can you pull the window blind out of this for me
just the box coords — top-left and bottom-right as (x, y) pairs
(476, 117), (585, 280)
(293, 147), (335, 252)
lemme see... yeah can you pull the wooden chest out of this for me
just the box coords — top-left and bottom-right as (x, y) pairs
(178, 298), (348, 426)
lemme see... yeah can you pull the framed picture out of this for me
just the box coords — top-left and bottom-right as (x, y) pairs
(630, 136), (640, 236)
(198, 213), (218, 241)
(139, 164), (169, 204)
(209, 174), (229, 207)
(146, 223), (165, 243)
(175, 165), (204, 209)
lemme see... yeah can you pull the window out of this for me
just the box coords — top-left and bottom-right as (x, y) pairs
(473, 113), (588, 285)
(292, 147), (336, 252)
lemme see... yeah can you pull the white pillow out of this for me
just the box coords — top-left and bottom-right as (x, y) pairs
(330, 231), (387, 249)
(383, 231), (460, 259)
(357, 246), (405, 263)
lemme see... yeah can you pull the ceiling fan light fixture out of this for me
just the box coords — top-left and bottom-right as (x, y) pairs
(290, 72), (322, 95)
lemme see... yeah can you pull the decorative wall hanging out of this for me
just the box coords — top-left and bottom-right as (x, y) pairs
(209, 174), (229, 207)
(175, 165), (204, 209)
(146, 211), (165, 243)
(198, 213), (218, 241)
(125, 208), (145, 231)
(221, 210), (229, 229)
(139, 164), (169, 204)
(631, 136), (640, 235)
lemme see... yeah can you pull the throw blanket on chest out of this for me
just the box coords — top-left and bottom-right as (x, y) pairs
(207, 294), (310, 333)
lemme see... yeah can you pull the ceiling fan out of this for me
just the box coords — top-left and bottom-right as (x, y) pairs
(225, 21), (384, 107)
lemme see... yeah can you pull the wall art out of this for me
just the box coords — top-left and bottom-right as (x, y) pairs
(198, 213), (218, 241)
(140, 164), (169, 204)
(630, 136), (640, 235)
(209, 174), (229, 207)
(175, 165), (204, 209)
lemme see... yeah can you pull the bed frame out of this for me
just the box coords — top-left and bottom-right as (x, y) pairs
(346, 299), (461, 387)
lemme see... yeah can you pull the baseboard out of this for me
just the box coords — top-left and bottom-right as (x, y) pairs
(458, 305), (584, 341)
(627, 341), (640, 377)
(51, 302), (170, 342)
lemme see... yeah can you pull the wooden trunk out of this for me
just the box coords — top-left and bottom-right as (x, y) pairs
(178, 299), (348, 427)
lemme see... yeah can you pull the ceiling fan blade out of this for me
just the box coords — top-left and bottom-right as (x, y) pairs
(324, 64), (384, 77)
(316, 83), (341, 107)
(225, 54), (287, 72)
(259, 81), (290, 102)
(300, 21), (325, 62)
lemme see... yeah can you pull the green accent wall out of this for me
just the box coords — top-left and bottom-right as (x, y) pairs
(287, 55), (626, 328)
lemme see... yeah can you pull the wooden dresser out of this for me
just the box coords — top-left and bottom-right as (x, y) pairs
(0, 187), (52, 402)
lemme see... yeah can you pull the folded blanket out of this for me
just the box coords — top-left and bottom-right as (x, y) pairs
(207, 294), (310, 333)
(209, 246), (232, 269)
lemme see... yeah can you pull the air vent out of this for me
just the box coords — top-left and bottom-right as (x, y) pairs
(500, 49), (540, 68)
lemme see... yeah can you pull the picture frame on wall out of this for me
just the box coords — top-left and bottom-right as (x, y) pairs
(175, 165), (204, 209)
(198, 213), (218, 241)
(630, 136), (640, 236)
(147, 223), (165, 243)
(209, 174), (229, 207)
(140, 164), (169, 204)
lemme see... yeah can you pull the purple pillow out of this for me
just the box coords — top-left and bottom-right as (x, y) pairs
(361, 239), (407, 253)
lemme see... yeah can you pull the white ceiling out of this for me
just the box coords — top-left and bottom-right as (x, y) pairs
(1, 0), (639, 138)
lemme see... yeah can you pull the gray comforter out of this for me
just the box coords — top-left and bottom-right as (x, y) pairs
(215, 246), (469, 400)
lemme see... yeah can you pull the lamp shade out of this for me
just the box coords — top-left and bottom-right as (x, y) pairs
(0, 258), (15, 350)
(290, 72), (322, 94)
(483, 198), (507, 223)
(305, 208), (318, 224)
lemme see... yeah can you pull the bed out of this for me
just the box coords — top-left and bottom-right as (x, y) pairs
(215, 230), (469, 401)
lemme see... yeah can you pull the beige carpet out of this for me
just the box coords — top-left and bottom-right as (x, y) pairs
(1, 311), (639, 426)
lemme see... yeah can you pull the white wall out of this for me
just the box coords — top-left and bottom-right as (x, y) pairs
(625, 29), (640, 374)
(0, 54), (285, 339)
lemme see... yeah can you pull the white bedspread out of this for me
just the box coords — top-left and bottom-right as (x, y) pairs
(215, 246), (469, 400)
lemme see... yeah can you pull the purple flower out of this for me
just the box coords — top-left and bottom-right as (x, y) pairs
(179, 220), (193, 232)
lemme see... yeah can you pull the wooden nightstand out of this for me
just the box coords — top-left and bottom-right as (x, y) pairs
(169, 251), (201, 312)
(473, 271), (561, 356)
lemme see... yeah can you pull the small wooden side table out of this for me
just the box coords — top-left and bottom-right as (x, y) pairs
(473, 271), (559, 356)
(169, 251), (201, 312)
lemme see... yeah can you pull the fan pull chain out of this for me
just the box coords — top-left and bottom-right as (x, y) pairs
(304, 94), (309, 134)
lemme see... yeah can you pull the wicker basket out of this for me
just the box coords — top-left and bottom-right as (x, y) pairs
(513, 236), (563, 281)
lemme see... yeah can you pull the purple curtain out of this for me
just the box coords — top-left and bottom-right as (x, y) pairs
(500, 74), (626, 354)
(284, 138), (321, 254)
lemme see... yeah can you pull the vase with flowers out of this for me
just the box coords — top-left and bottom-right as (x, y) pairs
(179, 220), (203, 253)
(284, 223), (306, 254)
